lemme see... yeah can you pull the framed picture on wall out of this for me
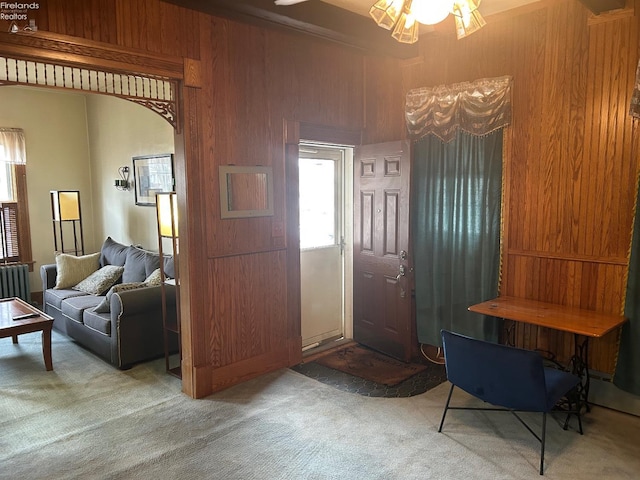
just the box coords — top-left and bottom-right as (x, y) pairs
(133, 154), (174, 206)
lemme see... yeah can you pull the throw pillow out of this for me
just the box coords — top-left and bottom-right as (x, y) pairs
(73, 265), (124, 295)
(144, 268), (163, 286)
(163, 255), (175, 279)
(93, 282), (146, 313)
(54, 252), (101, 290)
(122, 247), (148, 283)
(144, 252), (161, 278)
(100, 236), (130, 267)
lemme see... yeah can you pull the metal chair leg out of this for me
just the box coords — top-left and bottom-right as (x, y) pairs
(576, 409), (583, 435)
(540, 412), (547, 475)
(438, 383), (455, 432)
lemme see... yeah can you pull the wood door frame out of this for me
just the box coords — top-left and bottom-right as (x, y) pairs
(284, 120), (361, 358)
(0, 30), (207, 397)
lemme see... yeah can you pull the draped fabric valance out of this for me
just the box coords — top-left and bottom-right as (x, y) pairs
(0, 128), (26, 164)
(405, 76), (513, 143)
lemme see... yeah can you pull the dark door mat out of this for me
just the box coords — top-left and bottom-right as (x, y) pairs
(315, 344), (429, 386)
(291, 346), (447, 398)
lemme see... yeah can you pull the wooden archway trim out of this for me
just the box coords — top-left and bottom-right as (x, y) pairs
(0, 31), (184, 79)
(0, 31), (194, 132)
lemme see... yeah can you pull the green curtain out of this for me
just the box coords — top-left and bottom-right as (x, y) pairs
(412, 130), (503, 347)
(614, 176), (640, 395)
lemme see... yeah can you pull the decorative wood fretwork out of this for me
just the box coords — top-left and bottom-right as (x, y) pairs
(0, 31), (185, 78)
(0, 55), (179, 130)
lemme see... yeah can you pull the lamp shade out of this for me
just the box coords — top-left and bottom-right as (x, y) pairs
(411, 0), (451, 25)
(157, 192), (178, 237)
(453, 0), (486, 39)
(369, 0), (405, 30)
(51, 190), (81, 221)
(391, 10), (419, 44)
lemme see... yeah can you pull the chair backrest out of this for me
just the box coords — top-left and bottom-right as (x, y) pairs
(441, 330), (548, 412)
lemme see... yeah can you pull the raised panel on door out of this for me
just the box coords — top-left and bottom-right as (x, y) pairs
(384, 275), (400, 334)
(384, 189), (399, 256)
(360, 191), (375, 254)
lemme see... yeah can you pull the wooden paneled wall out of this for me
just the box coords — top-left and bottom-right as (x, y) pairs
(5, 0), (638, 393)
(195, 18), (367, 391)
(6, 0), (370, 396)
(399, 0), (640, 373)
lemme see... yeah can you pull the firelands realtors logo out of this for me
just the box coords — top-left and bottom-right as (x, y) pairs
(0, 2), (40, 21)
(1, 2), (39, 32)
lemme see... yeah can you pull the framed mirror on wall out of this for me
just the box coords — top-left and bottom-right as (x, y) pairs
(133, 153), (175, 206)
(219, 165), (274, 218)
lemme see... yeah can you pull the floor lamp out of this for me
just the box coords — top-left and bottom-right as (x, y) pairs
(50, 190), (84, 255)
(156, 192), (181, 378)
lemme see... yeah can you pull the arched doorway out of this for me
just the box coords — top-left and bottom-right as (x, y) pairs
(0, 31), (199, 395)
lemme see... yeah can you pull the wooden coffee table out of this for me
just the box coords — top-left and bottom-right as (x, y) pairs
(0, 297), (54, 371)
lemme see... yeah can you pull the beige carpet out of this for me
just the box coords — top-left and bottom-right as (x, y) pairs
(2, 331), (640, 479)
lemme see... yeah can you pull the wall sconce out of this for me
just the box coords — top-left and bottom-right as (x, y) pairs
(50, 190), (84, 255)
(115, 166), (131, 190)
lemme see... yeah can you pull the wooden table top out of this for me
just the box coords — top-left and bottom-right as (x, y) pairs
(468, 296), (627, 337)
(0, 297), (52, 330)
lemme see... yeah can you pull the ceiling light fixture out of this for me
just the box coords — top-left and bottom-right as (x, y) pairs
(369, 0), (486, 44)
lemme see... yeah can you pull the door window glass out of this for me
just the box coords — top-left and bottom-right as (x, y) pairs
(299, 158), (335, 249)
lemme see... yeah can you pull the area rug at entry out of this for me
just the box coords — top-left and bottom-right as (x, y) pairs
(314, 345), (428, 386)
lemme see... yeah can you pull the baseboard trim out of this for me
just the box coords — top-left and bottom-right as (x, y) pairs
(589, 376), (640, 417)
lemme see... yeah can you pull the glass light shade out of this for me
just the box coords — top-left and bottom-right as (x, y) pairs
(453, 0), (486, 39)
(51, 191), (80, 221)
(452, 0), (481, 15)
(411, 0), (452, 25)
(452, 0), (481, 22)
(391, 10), (419, 44)
(369, 0), (406, 30)
(157, 192), (178, 237)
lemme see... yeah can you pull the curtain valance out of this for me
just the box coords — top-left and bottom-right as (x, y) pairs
(405, 75), (513, 143)
(0, 128), (26, 164)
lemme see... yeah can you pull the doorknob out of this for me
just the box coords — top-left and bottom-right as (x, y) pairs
(396, 264), (406, 281)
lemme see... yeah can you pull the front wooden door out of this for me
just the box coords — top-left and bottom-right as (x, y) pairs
(353, 140), (412, 362)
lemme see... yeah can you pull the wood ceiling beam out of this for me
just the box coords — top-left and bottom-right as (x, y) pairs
(162, 0), (419, 59)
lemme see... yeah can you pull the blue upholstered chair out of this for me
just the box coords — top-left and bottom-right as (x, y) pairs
(438, 329), (583, 475)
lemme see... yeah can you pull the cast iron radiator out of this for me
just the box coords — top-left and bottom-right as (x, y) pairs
(0, 264), (31, 302)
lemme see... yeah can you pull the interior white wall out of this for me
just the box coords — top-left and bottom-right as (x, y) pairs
(0, 86), (95, 291)
(85, 94), (174, 250)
